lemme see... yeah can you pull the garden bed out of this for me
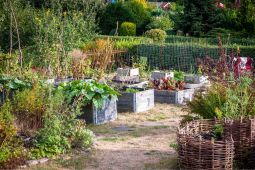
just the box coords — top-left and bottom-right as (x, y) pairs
(177, 119), (235, 170)
(79, 98), (117, 125)
(154, 89), (194, 104)
(117, 88), (154, 113)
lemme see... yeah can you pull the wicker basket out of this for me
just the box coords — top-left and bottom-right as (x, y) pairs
(177, 119), (235, 170)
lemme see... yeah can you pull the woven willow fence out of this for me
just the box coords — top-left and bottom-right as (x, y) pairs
(178, 118), (255, 169)
(178, 119), (234, 170)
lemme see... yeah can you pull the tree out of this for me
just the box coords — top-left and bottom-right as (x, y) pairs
(239, 0), (255, 33)
(182, 0), (224, 36)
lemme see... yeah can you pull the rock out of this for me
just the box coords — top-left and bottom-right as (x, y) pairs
(38, 158), (49, 164)
(85, 148), (92, 153)
(19, 165), (27, 169)
(27, 160), (39, 166)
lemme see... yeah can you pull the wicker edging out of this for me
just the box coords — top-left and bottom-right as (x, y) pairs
(178, 118), (255, 169)
(177, 119), (234, 170)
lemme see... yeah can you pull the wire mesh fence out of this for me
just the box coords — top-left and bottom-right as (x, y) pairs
(115, 38), (255, 72)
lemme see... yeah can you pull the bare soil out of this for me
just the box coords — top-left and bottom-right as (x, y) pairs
(28, 104), (187, 170)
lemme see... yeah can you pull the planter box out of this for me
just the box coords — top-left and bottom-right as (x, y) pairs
(115, 75), (140, 83)
(117, 89), (154, 113)
(117, 68), (139, 77)
(155, 89), (194, 104)
(184, 74), (208, 84)
(151, 71), (174, 80)
(184, 83), (204, 89)
(79, 98), (117, 125)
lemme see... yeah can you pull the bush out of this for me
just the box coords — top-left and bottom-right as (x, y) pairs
(30, 90), (94, 159)
(146, 16), (173, 31)
(99, 0), (150, 35)
(0, 102), (26, 169)
(119, 22), (136, 36)
(144, 29), (167, 42)
(188, 77), (255, 119)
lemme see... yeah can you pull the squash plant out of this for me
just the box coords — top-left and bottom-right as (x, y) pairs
(0, 75), (32, 92)
(58, 80), (119, 109)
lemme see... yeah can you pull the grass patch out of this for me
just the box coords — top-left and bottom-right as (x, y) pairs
(144, 156), (178, 170)
(147, 113), (167, 121)
(98, 136), (128, 142)
(87, 124), (115, 134)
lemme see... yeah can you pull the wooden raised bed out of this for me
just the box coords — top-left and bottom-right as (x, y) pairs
(79, 98), (117, 125)
(150, 71), (174, 80)
(154, 89), (194, 104)
(114, 68), (140, 83)
(178, 119), (235, 170)
(117, 89), (154, 113)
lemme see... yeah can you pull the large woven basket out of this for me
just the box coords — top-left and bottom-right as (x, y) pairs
(177, 119), (235, 170)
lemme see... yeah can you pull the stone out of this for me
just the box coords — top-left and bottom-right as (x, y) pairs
(27, 160), (39, 166)
(38, 158), (49, 164)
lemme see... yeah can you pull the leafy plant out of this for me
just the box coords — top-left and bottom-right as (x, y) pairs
(58, 80), (119, 109)
(174, 71), (184, 81)
(125, 88), (140, 93)
(212, 124), (224, 140)
(144, 29), (167, 42)
(30, 89), (94, 159)
(151, 78), (185, 91)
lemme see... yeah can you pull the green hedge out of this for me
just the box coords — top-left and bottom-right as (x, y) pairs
(165, 35), (255, 46)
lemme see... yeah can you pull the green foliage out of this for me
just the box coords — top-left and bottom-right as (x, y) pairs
(188, 77), (255, 119)
(99, 0), (150, 35)
(182, 0), (225, 36)
(119, 22), (136, 36)
(58, 80), (119, 109)
(174, 71), (184, 81)
(188, 83), (227, 119)
(125, 88), (140, 93)
(144, 29), (167, 42)
(0, 75), (32, 92)
(30, 90), (94, 159)
(212, 124), (224, 140)
(239, 0), (255, 34)
(146, 16), (173, 31)
(0, 102), (25, 169)
(12, 83), (47, 134)
(132, 56), (149, 79)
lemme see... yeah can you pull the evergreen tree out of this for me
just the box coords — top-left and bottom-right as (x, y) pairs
(182, 0), (224, 36)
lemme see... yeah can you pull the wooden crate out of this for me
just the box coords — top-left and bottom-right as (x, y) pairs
(117, 89), (154, 113)
(79, 98), (117, 125)
(155, 89), (194, 104)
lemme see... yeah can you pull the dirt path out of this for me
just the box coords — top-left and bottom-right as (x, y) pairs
(29, 104), (187, 170)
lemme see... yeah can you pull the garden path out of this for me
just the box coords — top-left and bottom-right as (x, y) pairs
(29, 104), (187, 170)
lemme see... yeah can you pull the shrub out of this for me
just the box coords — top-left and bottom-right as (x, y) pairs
(144, 29), (167, 42)
(30, 90), (94, 159)
(188, 77), (255, 119)
(12, 83), (47, 135)
(99, 0), (150, 35)
(146, 16), (173, 31)
(0, 102), (26, 169)
(119, 22), (136, 36)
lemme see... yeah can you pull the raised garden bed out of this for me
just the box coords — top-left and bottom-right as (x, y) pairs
(79, 98), (117, 125)
(150, 71), (174, 80)
(178, 119), (234, 170)
(154, 89), (194, 104)
(117, 88), (154, 113)
(114, 68), (140, 83)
